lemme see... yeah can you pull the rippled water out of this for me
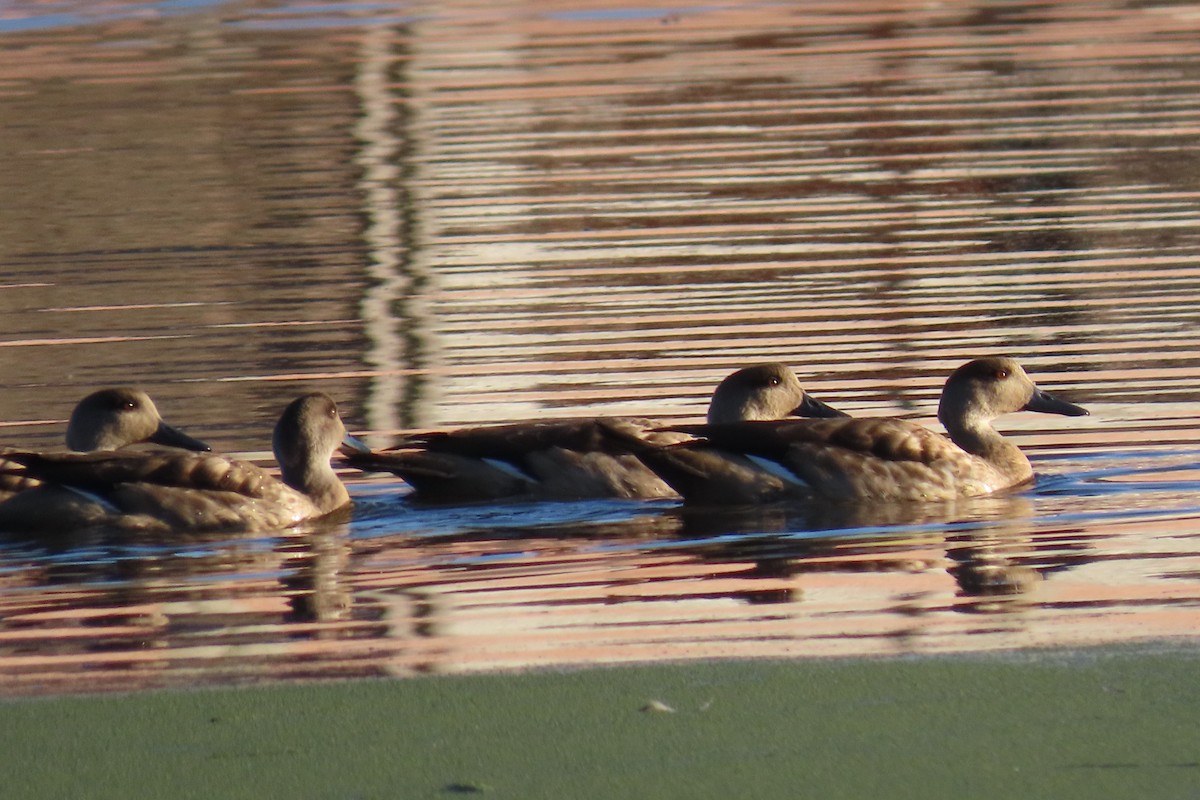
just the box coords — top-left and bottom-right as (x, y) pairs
(1, 0), (1200, 695)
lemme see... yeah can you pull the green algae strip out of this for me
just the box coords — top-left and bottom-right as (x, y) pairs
(4, 648), (1199, 800)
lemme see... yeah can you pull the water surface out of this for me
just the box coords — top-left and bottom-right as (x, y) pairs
(1, 0), (1199, 695)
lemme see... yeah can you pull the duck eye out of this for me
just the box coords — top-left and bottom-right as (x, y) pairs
(123, 400), (138, 410)
(768, 376), (780, 386)
(994, 369), (1009, 380)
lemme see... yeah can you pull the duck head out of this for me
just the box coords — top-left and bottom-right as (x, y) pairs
(272, 393), (366, 512)
(707, 363), (848, 424)
(937, 357), (1089, 431)
(65, 388), (210, 452)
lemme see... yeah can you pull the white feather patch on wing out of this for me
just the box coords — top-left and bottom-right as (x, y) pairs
(744, 454), (810, 487)
(63, 484), (122, 513)
(481, 458), (538, 483)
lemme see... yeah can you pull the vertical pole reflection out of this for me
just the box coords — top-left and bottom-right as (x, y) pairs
(353, 24), (435, 441)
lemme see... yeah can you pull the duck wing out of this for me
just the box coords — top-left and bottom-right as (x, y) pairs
(343, 418), (681, 502)
(399, 417), (669, 457)
(662, 418), (1000, 502)
(0, 451), (318, 532)
(672, 418), (958, 462)
(0, 450), (280, 499)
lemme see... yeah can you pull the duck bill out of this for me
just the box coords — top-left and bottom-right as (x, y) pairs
(791, 393), (851, 419)
(1024, 386), (1089, 417)
(340, 432), (372, 456)
(149, 421), (211, 452)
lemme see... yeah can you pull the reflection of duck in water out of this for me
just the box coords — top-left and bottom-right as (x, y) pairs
(671, 493), (1038, 597)
(0, 393), (365, 533)
(945, 495), (1102, 613)
(640, 357), (1088, 504)
(0, 388), (210, 501)
(342, 363), (846, 504)
(949, 539), (1043, 606)
(282, 528), (354, 623)
(674, 491), (1033, 538)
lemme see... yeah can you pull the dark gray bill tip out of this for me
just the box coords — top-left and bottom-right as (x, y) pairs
(150, 421), (211, 452)
(1025, 387), (1089, 417)
(792, 393), (851, 419)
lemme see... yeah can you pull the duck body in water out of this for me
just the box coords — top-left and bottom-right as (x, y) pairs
(0, 393), (363, 533)
(638, 357), (1089, 505)
(0, 387), (210, 501)
(343, 363), (847, 504)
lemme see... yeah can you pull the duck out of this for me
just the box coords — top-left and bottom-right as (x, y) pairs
(637, 357), (1088, 504)
(342, 363), (848, 504)
(0, 387), (210, 501)
(0, 393), (365, 533)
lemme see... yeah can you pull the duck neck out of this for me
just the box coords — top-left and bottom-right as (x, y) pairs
(941, 411), (1032, 482)
(282, 457), (349, 514)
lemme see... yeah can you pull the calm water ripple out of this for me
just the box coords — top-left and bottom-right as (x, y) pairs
(0, 0), (1199, 694)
